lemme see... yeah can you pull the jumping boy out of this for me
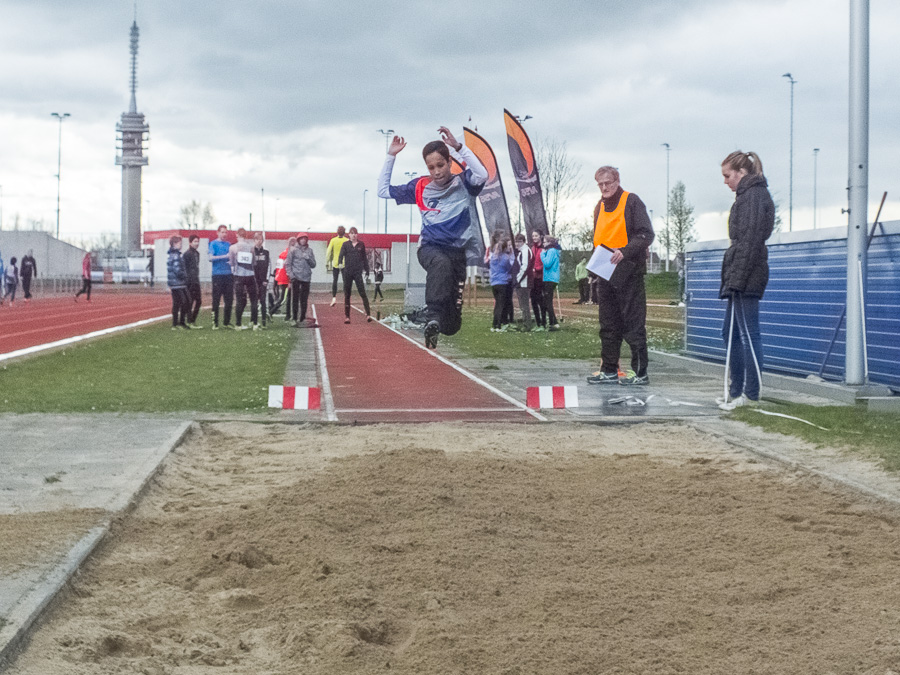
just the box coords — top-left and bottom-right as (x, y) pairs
(377, 126), (487, 348)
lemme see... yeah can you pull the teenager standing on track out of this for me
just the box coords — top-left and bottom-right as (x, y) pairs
(20, 250), (37, 303)
(540, 236), (561, 331)
(373, 259), (384, 301)
(378, 126), (487, 348)
(487, 231), (514, 332)
(183, 235), (203, 327)
(74, 252), (92, 302)
(285, 232), (317, 326)
(513, 233), (534, 332)
(252, 232), (271, 328)
(337, 227), (372, 324)
(166, 235), (190, 330)
(2, 257), (18, 305)
(275, 237), (294, 320)
(586, 166), (654, 386)
(230, 228), (259, 330)
(326, 226), (348, 307)
(718, 150), (775, 411)
(530, 230), (547, 331)
(208, 225), (234, 329)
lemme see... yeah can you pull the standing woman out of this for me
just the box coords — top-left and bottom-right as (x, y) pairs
(74, 252), (92, 302)
(337, 227), (372, 324)
(718, 150), (775, 410)
(326, 226), (349, 307)
(487, 231), (515, 332)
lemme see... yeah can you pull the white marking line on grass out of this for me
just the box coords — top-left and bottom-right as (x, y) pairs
(311, 304), (338, 422)
(0, 314), (170, 363)
(351, 305), (547, 422)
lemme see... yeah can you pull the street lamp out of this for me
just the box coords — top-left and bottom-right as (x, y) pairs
(662, 142), (671, 272)
(51, 112), (71, 239)
(377, 129), (394, 233)
(813, 148), (820, 229)
(275, 198), (279, 230)
(0, 184), (4, 231)
(363, 189), (368, 233)
(783, 73), (797, 231)
(404, 171), (418, 293)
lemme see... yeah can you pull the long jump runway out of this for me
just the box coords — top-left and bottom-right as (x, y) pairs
(314, 299), (541, 423)
(0, 292), (170, 356)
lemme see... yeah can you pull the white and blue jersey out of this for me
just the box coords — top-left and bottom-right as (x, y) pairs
(378, 145), (487, 266)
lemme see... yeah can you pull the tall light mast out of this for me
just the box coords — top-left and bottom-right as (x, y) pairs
(115, 16), (150, 252)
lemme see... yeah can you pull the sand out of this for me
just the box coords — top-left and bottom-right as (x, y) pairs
(8, 421), (900, 674)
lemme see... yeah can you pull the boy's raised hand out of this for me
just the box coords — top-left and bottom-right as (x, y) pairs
(388, 135), (406, 156)
(438, 126), (462, 152)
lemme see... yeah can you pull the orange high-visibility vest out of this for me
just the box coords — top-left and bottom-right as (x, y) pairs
(593, 192), (630, 249)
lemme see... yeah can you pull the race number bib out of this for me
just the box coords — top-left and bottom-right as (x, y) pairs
(237, 251), (253, 265)
(275, 259), (284, 269)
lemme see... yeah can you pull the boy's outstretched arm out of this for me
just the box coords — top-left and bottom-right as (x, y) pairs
(377, 135), (410, 201)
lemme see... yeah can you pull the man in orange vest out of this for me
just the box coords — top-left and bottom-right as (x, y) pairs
(586, 166), (655, 386)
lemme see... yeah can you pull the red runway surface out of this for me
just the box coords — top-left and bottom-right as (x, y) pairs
(0, 290), (171, 355)
(313, 296), (535, 423)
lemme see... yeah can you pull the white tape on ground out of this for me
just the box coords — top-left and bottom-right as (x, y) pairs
(311, 304), (338, 422)
(0, 314), (170, 363)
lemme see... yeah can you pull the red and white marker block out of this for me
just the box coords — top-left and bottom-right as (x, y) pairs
(526, 386), (579, 409)
(268, 385), (321, 410)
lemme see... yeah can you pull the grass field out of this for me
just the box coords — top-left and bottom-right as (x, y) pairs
(0, 310), (295, 414)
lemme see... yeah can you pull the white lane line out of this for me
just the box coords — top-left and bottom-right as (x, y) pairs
(0, 314), (170, 363)
(351, 305), (547, 422)
(311, 304), (338, 422)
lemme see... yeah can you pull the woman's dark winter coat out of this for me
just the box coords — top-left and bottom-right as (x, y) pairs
(719, 173), (775, 299)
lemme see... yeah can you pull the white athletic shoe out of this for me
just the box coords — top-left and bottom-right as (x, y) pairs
(718, 394), (759, 411)
(330, 296), (336, 307)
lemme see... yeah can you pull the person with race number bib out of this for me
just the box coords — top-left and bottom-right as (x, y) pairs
(586, 166), (654, 386)
(230, 228), (259, 330)
(20, 250), (37, 303)
(377, 126), (487, 348)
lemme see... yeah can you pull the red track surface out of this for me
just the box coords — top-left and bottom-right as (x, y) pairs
(314, 295), (532, 423)
(0, 290), (171, 354)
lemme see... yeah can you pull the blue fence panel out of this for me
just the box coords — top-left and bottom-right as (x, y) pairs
(684, 222), (900, 391)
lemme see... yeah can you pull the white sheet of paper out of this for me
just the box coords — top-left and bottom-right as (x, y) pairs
(586, 245), (617, 281)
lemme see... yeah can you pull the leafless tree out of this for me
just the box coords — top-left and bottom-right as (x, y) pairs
(178, 200), (215, 229)
(536, 138), (583, 238)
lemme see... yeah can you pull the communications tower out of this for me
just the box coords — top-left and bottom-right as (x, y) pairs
(115, 18), (149, 252)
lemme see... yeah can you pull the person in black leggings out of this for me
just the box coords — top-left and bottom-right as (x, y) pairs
(337, 227), (372, 324)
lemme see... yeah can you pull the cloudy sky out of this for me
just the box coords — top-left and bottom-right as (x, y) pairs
(1, 0), (899, 250)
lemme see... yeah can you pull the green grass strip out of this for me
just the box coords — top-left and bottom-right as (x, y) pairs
(731, 402), (900, 472)
(0, 310), (295, 413)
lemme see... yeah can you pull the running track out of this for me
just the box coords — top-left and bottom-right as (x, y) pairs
(313, 296), (539, 423)
(0, 291), (171, 355)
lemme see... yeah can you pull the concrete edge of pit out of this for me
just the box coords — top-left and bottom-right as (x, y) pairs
(686, 418), (900, 509)
(0, 419), (195, 670)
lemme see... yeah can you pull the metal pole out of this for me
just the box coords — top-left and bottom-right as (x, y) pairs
(51, 112), (70, 239)
(783, 74), (796, 232)
(662, 143), (670, 272)
(377, 129), (394, 233)
(0, 184), (3, 230)
(846, 0), (869, 385)
(813, 148), (820, 229)
(261, 188), (265, 234)
(363, 189), (368, 233)
(404, 171), (417, 295)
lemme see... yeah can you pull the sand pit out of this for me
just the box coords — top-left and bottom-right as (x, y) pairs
(8, 422), (900, 673)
